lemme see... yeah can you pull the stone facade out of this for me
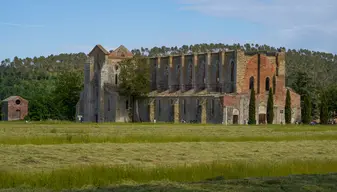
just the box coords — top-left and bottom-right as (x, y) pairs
(1, 96), (29, 121)
(76, 45), (301, 124)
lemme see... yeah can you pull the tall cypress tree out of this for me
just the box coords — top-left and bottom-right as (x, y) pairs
(302, 95), (312, 124)
(248, 87), (256, 125)
(267, 88), (274, 124)
(273, 75), (276, 95)
(320, 92), (329, 124)
(285, 89), (292, 124)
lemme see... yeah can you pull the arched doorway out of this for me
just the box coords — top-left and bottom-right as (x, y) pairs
(14, 110), (21, 120)
(233, 109), (239, 124)
(258, 105), (266, 124)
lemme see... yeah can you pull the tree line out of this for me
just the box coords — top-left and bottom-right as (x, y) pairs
(0, 43), (336, 122)
(0, 53), (86, 121)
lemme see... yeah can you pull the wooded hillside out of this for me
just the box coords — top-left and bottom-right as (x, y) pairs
(0, 43), (335, 121)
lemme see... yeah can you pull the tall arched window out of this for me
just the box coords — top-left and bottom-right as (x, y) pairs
(216, 60), (220, 83)
(230, 61), (235, 82)
(108, 98), (111, 111)
(265, 77), (270, 91)
(272, 75), (276, 94)
(249, 76), (254, 90)
(183, 99), (186, 114)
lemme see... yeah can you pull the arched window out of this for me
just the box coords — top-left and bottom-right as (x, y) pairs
(249, 76), (254, 90)
(126, 100), (129, 110)
(108, 98), (111, 111)
(216, 60), (220, 83)
(230, 61), (235, 82)
(183, 99), (186, 114)
(115, 74), (118, 85)
(158, 100), (161, 115)
(265, 77), (270, 91)
(272, 75), (276, 94)
(211, 99), (215, 116)
(188, 59), (193, 85)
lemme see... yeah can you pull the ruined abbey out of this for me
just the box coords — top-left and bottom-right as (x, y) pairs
(76, 44), (301, 124)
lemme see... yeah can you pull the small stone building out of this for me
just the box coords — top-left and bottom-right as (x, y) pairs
(1, 96), (29, 121)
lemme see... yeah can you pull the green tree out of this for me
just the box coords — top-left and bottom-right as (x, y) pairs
(248, 87), (256, 125)
(272, 75), (276, 94)
(320, 92), (329, 124)
(267, 88), (274, 124)
(53, 69), (83, 121)
(285, 89), (292, 124)
(118, 56), (151, 122)
(325, 84), (337, 116)
(302, 95), (312, 124)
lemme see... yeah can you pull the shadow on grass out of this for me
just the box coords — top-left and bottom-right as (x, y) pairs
(65, 173), (337, 192)
(2, 173), (337, 192)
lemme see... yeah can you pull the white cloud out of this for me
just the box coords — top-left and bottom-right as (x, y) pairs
(0, 22), (44, 28)
(178, 0), (337, 52)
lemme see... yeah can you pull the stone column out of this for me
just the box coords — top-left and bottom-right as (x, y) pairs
(273, 106), (278, 124)
(98, 56), (108, 123)
(239, 95), (244, 124)
(168, 56), (174, 92)
(180, 55), (185, 92)
(205, 52), (211, 92)
(149, 99), (155, 122)
(201, 98), (207, 124)
(193, 54), (198, 91)
(83, 58), (91, 122)
(219, 51), (225, 93)
(156, 57), (161, 91)
(223, 106), (228, 125)
(174, 99), (180, 123)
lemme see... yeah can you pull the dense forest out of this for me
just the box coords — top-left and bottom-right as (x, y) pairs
(0, 53), (87, 120)
(0, 43), (336, 121)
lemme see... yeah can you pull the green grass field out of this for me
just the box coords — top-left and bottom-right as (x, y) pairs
(0, 122), (337, 191)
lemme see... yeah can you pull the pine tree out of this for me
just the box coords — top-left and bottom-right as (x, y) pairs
(248, 87), (256, 125)
(302, 95), (312, 124)
(285, 89), (292, 124)
(267, 88), (274, 124)
(320, 92), (329, 124)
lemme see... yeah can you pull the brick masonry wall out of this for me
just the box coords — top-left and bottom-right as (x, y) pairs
(223, 50), (301, 124)
(7, 96), (28, 121)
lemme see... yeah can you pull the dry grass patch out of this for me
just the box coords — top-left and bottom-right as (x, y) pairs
(1, 140), (337, 171)
(1, 123), (337, 145)
(1, 159), (337, 191)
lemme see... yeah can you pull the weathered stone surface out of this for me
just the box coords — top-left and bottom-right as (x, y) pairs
(149, 99), (155, 122)
(201, 98), (207, 124)
(77, 45), (300, 124)
(174, 99), (180, 123)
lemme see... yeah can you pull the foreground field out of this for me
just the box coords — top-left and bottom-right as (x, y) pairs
(0, 122), (337, 191)
(2, 173), (337, 192)
(2, 140), (337, 171)
(1, 122), (337, 145)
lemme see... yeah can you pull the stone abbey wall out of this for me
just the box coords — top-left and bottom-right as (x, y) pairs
(76, 45), (301, 124)
(148, 51), (236, 94)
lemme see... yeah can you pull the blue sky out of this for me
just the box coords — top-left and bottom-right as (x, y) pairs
(1, 0), (336, 60)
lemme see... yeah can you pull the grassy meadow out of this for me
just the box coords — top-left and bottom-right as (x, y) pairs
(0, 121), (337, 191)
